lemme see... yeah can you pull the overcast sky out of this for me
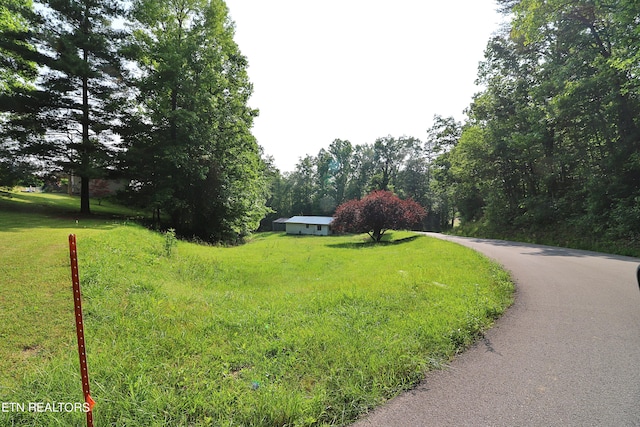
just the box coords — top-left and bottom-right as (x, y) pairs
(224, 1), (504, 172)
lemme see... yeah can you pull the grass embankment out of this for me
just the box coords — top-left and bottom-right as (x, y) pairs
(0, 192), (513, 426)
(452, 221), (640, 258)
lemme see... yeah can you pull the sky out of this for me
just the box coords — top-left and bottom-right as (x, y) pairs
(224, 1), (504, 172)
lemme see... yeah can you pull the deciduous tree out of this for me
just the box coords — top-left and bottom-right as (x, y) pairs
(332, 190), (426, 242)
(433, 0), (640, 244)
(120, 0), (269, 242)
(0, 0), (45, 186)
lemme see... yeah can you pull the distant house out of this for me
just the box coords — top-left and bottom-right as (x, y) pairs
(67, 175), (126, 197)
(285, 216), (333, 236)
(272, 217), (290, 232)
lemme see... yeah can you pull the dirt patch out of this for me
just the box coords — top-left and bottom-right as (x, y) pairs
(21, 344), (42, 359)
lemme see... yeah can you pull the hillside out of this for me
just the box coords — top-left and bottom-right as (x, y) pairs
(0, 193), (513, 426)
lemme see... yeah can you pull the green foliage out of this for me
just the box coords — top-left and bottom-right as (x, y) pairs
(0, 0), (37, 93)
(2, 0), (270, 239)
(0, 194), (514, 426)
(370, 135), (415, 191)
(333, 190), (427, 242)
(266, 129), (460, 232)
(119, 0), (270, 243)
(442, 0), (640, 250)
(0, 0), (45, 187)
(33, 0), (126, 214)
(163, 228), (177, 257)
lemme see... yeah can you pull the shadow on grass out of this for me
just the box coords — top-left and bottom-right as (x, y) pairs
(327, 234), (422, 249)
(0, 193), (146, 232)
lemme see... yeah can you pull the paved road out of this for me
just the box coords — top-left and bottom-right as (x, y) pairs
(353, 234), (640, 427)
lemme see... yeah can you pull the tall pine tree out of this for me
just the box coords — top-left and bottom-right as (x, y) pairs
(34, 0), (125, 213)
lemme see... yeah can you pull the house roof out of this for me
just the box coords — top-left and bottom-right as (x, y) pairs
(285, 216), (333, 226)
(272, 217), (290, 224)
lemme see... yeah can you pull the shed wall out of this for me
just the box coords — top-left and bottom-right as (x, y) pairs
(286, 223), (330, 236)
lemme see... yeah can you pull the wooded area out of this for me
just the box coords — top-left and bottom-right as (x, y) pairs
(452, 0), (640, 248)
(0, 0), (269, 242)
(2, 0), (639, 247)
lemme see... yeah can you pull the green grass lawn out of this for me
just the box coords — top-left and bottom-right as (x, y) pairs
(0, 193), (513, 426)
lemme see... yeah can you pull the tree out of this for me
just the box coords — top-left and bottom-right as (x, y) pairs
(32, 0), (126, 214)
(288, 155), (315, 215)
(396, 145), (433, 229)
(0, 0), (40, 96)
(332, 190), (426, 242)
(370, 135), (415, 191)
(323, 138), (353, 207)
(88, 178), (110, 205)
(345, 143), (375, 200)
(0, 0), (46, 187)
(423, 115), (461, 230)
(426, 115), (461, 161)
(430, 0), (640, 246)
(120, 0), (270, 242)
(446, 124), (490, 224)
(1, 0), (36, 95)
(313, 148), (334, 214)
(503, 0), (640, 236)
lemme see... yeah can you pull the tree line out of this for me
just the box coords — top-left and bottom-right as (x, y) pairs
(446, 0), (640, 247)
(3, 0), (639, 246)
(261, 118), (460, 232)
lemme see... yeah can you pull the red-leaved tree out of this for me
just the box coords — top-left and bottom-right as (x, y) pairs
(332, 190), (426, 242)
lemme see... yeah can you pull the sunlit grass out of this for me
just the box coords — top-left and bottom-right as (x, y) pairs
(0, 193), (513, 426)
(0, 191), (147, 222)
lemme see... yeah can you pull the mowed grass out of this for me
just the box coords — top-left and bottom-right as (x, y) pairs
(0, 193), (513, 426)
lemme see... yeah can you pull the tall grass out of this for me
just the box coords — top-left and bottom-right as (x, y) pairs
(0, 194), (513, 426)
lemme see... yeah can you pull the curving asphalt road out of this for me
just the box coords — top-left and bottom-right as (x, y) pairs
(353, 234), (640, 427)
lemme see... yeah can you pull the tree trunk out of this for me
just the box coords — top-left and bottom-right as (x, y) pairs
(80, 176), (90, 214)
(80, 10), (91, 215)
(80, 47), (91, 215)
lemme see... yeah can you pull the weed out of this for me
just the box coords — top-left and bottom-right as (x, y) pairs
(163, 228), (178, 257)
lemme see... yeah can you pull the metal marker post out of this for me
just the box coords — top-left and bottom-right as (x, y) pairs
(69, 234), (95, 427)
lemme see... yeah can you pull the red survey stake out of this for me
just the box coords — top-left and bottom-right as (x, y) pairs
(69, 234), (96, 427)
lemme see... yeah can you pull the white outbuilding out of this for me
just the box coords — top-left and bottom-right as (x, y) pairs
(285, 216), (333, 236)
